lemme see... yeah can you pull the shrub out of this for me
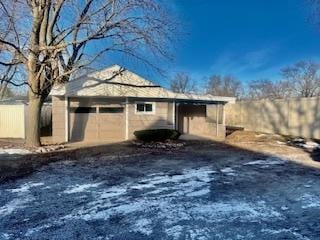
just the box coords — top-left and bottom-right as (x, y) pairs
(134, 129), (181, 142)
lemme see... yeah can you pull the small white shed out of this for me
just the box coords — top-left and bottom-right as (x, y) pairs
(0, 101), (26, 139)
(0, 99), (52, 139)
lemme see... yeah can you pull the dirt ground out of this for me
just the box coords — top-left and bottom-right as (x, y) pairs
(0, 133), (320, 239)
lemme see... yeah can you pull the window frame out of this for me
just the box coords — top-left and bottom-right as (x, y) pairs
(135, 102), (156, 115)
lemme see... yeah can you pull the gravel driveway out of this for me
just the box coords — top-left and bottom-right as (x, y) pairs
(0, 143), (320, 240)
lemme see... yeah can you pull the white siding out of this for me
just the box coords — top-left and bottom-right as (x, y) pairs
(0, 105), (25, 138)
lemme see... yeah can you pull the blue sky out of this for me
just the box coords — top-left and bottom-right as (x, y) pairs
(168, 0), (320, 86)
(99, 0), (320, 88)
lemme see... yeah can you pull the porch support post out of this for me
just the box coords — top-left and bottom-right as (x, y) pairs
(222, 104), (226, 126)
(175, 103), (180, 131)
(64, 96), (69, 142)
(216, 104), (219, 137)
(125, 97), (129, 140)
(172, 101), (176, 130)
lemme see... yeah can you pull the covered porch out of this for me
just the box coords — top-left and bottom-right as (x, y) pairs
(174, 101), (226, 140)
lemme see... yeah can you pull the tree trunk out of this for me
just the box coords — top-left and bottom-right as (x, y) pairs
(25, 94), (43, 147)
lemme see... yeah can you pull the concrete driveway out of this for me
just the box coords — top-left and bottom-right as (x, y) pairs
(0, 142), (320, 239)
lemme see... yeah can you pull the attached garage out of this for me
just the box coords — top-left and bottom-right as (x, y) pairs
(68, 98), (125, 142)
(51, 65), (235, 143)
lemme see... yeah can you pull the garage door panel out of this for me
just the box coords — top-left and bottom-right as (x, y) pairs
(98, 112), (124, 141)
(99, 119), (124, 126)
(99, 125), (124, 131)
(99, 118), (124, 123)
(69, 106), (125, 142)
(99, 114), (124, 118)
(69, 112), (98, 141)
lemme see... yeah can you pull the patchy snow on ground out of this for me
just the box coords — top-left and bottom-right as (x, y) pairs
(221, 167), (234, 173)
(220, 167), (238, 176)
(1, 148), (320, 239)
(186, 188), (210, 197)
(9, 182), (44, 193)
(261, 228), (310, 240)
(133, 218), (153, 235)
(0, 148), (32, 155)
(63, 182), (103, 194)
(1, 182), (44, 217)
(298, 193), (320, 209)
(0, 195), (34, 217)
(0, 233), (11, 240)
(244, 157), (284, 166)
(191, 200), (282, 222)
(297, 141), (320, 150)
(56, 166), (283, 239)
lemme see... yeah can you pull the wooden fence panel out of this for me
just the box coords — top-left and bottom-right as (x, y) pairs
(225, 97), (320, 139)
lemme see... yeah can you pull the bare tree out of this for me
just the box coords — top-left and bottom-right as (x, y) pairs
(0, 0), (175, 146)
(0, 84), (14, 100)
(0, 65), (16, 99)
(281, 60), (320, 97)
(170, 72), (196, 93)
(206, 74), (242, 98)
(246, 78), (293, 100)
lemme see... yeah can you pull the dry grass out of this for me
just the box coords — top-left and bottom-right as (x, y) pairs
(226, 130), (320, 169)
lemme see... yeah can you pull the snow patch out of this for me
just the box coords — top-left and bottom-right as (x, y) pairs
(25, 224), (52, 237)
(186, 188), (210, 197)
(134, 218), (153, 235)
(63, 182), (103, 194)
(99, 187), (127, 198)
(244, 158), (284, 166)
(262, 228), (310, 240)
(60, 166), (282, 238)
(297, 141), (320, 150)
(191, 201), (281, 222)
(0, 195), (34, 216)
(0, 233), (11, 240)
(298, 194), (320, 209)
(165, 225), (184, 239)
(0, 148), (32, 155)
(221, 167), (238, 176)
(221, 167), (234, 173)
(9, 182), (44, 193)
(130, 183), (155, 190)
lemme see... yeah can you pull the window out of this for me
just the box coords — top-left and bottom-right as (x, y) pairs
(70, 107), (96, 113)
(99, 107), (124, 113)
(135, 102), (155, 114)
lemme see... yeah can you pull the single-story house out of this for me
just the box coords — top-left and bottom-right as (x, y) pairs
(50, 65), (235, 143)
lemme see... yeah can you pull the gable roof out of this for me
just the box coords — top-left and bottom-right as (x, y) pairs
(50, 65), (235, 103)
